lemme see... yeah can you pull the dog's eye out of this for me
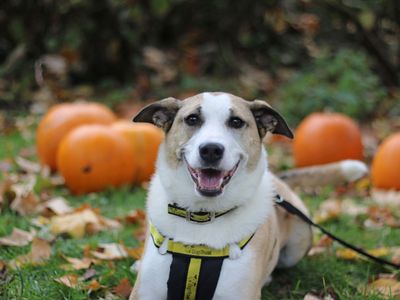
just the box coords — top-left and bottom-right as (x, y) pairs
(228, 117), (245, 129)
(184, 114), (201, 126)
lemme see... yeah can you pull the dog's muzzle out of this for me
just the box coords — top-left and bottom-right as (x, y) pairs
(185, 158), (240, 197)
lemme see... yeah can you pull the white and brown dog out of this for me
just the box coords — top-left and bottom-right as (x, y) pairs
(129, 92), (366, 300)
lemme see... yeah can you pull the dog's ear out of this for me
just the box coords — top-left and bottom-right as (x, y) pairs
(133, 97), (182, 132)
(248, 100), (293, 139)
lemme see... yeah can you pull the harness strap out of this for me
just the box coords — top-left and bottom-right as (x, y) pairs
(150, 222), (253, 258)
(149, 221), (255, 300)
(168, 203), (237, 223)
(274, 194), (400, 270)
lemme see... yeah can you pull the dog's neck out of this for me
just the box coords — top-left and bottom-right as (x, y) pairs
(146, 149), (275, 248)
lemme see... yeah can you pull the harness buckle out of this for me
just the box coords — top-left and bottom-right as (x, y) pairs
(185, 211), (216, 224)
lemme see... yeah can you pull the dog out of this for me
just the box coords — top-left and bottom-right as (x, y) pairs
(129, 92), (366, 300)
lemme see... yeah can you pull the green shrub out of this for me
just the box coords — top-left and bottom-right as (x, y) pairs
(278, 49), (386, 126)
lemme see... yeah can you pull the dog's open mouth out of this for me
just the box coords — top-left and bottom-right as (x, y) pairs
(186, 161), (240, 197)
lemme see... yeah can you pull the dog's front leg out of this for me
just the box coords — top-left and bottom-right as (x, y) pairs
(131, 241), (172, 300)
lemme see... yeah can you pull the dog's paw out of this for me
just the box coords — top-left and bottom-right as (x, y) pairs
(229, 243), (242, 260)
(130, 260), (141, 273)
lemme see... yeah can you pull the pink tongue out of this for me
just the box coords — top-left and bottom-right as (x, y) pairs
(198, 171), (223, 190)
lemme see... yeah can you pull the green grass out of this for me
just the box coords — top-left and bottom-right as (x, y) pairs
(1, 128), (399, 300)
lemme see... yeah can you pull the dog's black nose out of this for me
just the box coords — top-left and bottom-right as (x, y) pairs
(199, 143), (225, 164)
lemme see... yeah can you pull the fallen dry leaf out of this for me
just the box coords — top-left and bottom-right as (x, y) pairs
(314, 199), (342, 223)
(372, 188), (400, 207)
(304, 293), (322, 300)
(61, 255), (96, 270)
(52, 209), (112, 237)
(55, 270), (104, 291)
(125, 209), (146, 224)
(51, 209), (98, 238)
(86, 279), (104, 291)
(0, 260), (12, 286)
(364, 277), (400, 298)
(10, 191), (41, 216)
(336, 247), (395, 261)
(50, 208), (121, 238)
(10, 237), (52, 268)
(112, 277), (133, 299)
(308, 236), (333, 256)
(364, 206), (400, 229)
(0, 177), (14, 211)
(0, 158), (12, 172)
(125, 246), (144, 260)
(43, 197), (73, 216)
(81, 268), (97, 281)
(91, 243), (128, 260)
(303, 287), (338, 300)
(55, 274), (79, 288)
(133, 226), (147, 243)
(0, 228), (36, 247)
(15, 156), (41, 174)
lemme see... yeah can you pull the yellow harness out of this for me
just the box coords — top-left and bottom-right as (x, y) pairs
(149, 222), (254, 300)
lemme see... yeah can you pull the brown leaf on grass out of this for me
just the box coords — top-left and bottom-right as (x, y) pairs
(308, 235), (333, 256)
(86, 279), (104, 291)
(0, 228), (36, 247)
(372, 188), (400, 207)
(91, 243), (128, 260)
(55, 274), (79, 288)
(336, 247), (393, 261)
(61, 256), (96, 270)
(304, 293), (323, 300)
(0, 178), (14, 212)
(11, 191), (41, 216)
(364, 276), (400, 298)
(133, 222), (147, 243)
(314, 198), (368, 224)
(81, 268), (97, 281)
(0, 260), (12, 286)
(15, 156), (41, 174)
(50, 208), (120, 238)
(314, 199), (342, 223)
(112, 278), (133, 299)
(42, 197), (73, 217)
(54, 270), (104, 291)
(51, 209), (98, 238)
(9, 175), (42, 216)
(102, 291), (120, 300)
(125, 246), (144, 260)
(303, 287), (338, 300)
(125, 209), (146, 225)
(392, 247), (400, 264)
(364, 206), (400, 229)
(0, 158), (12, 173)
(10, 237), (51, 268)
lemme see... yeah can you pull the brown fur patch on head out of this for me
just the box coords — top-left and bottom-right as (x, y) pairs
(163, 95), (204, 168)
(228, 96), (265, 171)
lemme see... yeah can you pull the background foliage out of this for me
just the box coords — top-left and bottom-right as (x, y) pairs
(0, 0), (399, 123)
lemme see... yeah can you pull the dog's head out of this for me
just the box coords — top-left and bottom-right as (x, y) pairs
(134, 92), (292, 206)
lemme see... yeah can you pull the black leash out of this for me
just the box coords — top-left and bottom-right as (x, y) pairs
(274, 195), (400, 270)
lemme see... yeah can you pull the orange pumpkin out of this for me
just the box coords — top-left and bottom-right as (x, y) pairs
(36, 102), (117, 171)
(293, 113), (363, 167)
(56, 124), (136, 194)
(371, 133), (400, 190)
(112, 120), (164, 184)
